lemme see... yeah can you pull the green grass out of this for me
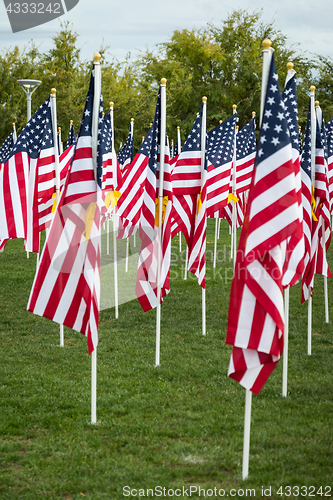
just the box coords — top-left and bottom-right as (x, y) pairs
(0, 219), (333, 499)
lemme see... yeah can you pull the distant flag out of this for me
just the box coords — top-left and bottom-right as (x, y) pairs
(326, 118), (333, 211)
(234, 116), (256, 195)
(281, 64), (304, 287)
(206, 114), (237, 217)
(226, 51), (302, 394)
(27, 62), (103, 355)
(0, 129), (15, 163)
(66, 120), (76, 149)
(171, 109), (203, 246)
(116, 125), (154, 237)
(0, 97), (58, 253)
(135, 85), (173, 311)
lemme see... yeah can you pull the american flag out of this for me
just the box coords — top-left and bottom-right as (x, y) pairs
(66, 121), (76, 149)
(223, 194), (244, 229)
(281, 70), (304, 287)
(0, 98), (57, 253)
(234, 117), (256, 195)
(0, 131), (15, 163)
(226, 53), (302, 394)
(116, 125), (154, 237)
(117, 122), (133, 173)
(135, 87), (173, 311)
(206, 114), (237, 217)
(171, 109), (203, 245)
(100, 111), (122, 197)
(326, 118), (333, 212)
(27, 67), (103, 354)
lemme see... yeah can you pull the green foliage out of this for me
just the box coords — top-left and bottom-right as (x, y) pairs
(0, 10), (329, 152)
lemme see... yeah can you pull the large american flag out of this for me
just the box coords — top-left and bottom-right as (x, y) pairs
(206, 114), (237, 217)
(27, 68), (102, 354)
(135, 87), (173, 311)
(281, 70), (304, 287)
(226, 53), (302, 394)
(0, 98), (57, 253)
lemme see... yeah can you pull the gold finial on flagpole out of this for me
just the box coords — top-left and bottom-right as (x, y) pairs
(12, 122), (15, 126)
(315, 100), (320, 107)
(219, 120), (222, 124)
(233, 104), (237, 111)
(70, 120), (73, 124)
(310, 85), (316, 93)
(161, 78), (167, 85)
(262, 39), (272, 50)
(177, 126), (180, 129)
(287, 62), (294, 71)
(109, 102), (114, 108)
(252, 111), (256, 117)
(202, 96), (207, 102)
(94, 53), (101, 63)
(131, 118), (134, 122)
(51, 88), (56, 95)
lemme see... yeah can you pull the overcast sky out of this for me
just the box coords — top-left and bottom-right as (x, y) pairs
(0, 0), (332, 65)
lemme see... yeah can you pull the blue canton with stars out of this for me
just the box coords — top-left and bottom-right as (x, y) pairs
(118, 123), (133, 165)
(173, 135), (181, 157)
(147, 87), (162, 176)
(6, 98), (53, 161)
(256, 52), (291, 166)
(236, 117), (256, 159)
(300, 103), (311, 180)
(282, 73), (299, 152)
(0, 131), (15, 163)
(206, 113), (237, 168)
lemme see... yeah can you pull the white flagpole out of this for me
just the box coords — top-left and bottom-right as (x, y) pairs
(308, 85), (316, 354)
(243, 38), (273, 481)
(50, 88), (63, 347)
(201, 97), (207, 336)
(282, 286), (289, 397)
(58, 127), (63, 154)
(177, 126), (183, 256)
(156, 78), (167, 367)
(109, 102), (119, 319)
(91, 53), (102, 425)
(315, 101), (329, 324)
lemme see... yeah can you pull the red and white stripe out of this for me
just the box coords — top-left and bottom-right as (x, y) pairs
(223, 196), (244, 229)
(136, 149), (172, 311)
(206, 158), (232, 217)
(235, 150), (256, 194)
(27, 134), (100, 354)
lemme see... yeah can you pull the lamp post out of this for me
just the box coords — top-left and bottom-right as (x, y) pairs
(17, 79), (42, 122)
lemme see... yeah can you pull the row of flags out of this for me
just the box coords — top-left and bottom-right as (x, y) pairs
(0, 50), (333, 398)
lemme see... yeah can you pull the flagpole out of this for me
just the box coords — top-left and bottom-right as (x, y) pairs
(110, 102), (119, 319)
(201, 97), (207, 336)
(12, 122), (17, 143)
(308, 85), (316, 355)
(282, 286), (290, 397)
(177, 126), (184, 256)
(315, 101), (329, 324)
(213, 215), (218, 268)
(50, 88), (64, 347)
(91, 53), (102, 425)
(243, 38), (273, 481)
(156, 78), (167, 367)
(232, 105), (238, 266)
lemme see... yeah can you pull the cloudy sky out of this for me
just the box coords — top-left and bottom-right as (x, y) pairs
(0, 0), (332, 64)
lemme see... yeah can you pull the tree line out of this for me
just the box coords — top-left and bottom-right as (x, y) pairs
(0, 10), (332, 154)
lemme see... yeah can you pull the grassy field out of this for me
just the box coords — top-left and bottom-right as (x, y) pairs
(0, 219), (332, 499)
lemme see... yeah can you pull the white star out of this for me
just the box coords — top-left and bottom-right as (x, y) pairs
(271, 137), (280, 146)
